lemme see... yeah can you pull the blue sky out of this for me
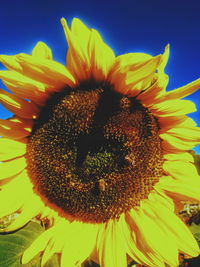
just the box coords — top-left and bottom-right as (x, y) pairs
(0, 0), (200, 152)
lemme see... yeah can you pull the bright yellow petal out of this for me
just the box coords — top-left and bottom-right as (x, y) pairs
(22, 228), (55, 264)
(160, 133), (199, 151)
(0, 54), (22, 71)
(137, 73), (168, 105)
(109, 54), (161, 95)
(155, 78), (200, 102)
(157, 44), (170, 72)
(97, 220), (127, 267)
(129, 208), (178, 266)
(16, 53), (75, 88)
(88, 28), (115, 81)
(151, 99), (196, 117)
(119, 214), (157, 267)
(60, 222), (98, 267)
(142, 199), (199, 258)
(5, 201), (43, 232)
(164, 127), (200, 142)
(156, 176), (200, 202)
(61, 17), (115, 82)
(0, 157), (26, 180)
(32, 41), (53, 59)
(163, 160), (199, 181)
(163, 152), (194, 163)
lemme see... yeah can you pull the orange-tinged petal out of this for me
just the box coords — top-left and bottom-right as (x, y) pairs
(3, 80), (49, 106)
(0, 118), (30, 139)
(0, 89), (39, 118)
(158, 116), (197, 133)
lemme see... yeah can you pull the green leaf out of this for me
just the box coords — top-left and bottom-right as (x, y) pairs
(0, 221), (59, 267)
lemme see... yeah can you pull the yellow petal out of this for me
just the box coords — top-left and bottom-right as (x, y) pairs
(97, 220), (127, 267)
(126, 210), (166, 267)
(41, 239), (57, 267)
(0, 157), (26, 180)
(32, 41), (53, 59)
(109, 54), (161, 95)
(61, 222), (98, 267)
(0, 89), (39, 118)
(0, 137), (26, 150)
(0, 170), (32, 216)
(151, 99), (196, 117)
(156, 176), (200, 202)
(155, 78), (200, 102)
(22, 228), (55, 264)
(5, 196), (44, 232)
(0, 69), (46, 92)
(61, 17), (115, 82)
(160, 133), (199, 151)
(142, 199), (199, 258)
(119, 214), (157, 267)
(157, 44), (170, 72)
(61, 18), (90, 81)
(165, 127), (200, 142)
(88, 28), (115, 81)
(137, 73), (168, 105)
(163, 160), (199, 181)
(129, 209), (178, 266)
(16, 53), (75, 88)
(3, 80), (49, 106)
(0, 55), (22, 71)
(163, 152), (194, 163)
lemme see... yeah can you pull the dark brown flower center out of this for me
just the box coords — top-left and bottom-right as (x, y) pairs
(26, 83), (164, 223)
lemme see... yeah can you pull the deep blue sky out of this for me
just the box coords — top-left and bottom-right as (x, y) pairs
(0, 0), (200, 152)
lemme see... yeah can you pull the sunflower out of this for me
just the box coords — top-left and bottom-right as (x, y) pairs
(0, 17), (200, 267)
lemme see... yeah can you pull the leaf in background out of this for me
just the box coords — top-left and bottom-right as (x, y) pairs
(0, 221), (59, 267)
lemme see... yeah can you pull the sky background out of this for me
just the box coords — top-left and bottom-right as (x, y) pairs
(0, 0), (200, 152)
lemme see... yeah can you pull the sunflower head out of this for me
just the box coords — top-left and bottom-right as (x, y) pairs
(0, 17), (200, 267)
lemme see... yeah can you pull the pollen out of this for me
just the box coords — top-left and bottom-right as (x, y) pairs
(26, 83), (164, 223)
